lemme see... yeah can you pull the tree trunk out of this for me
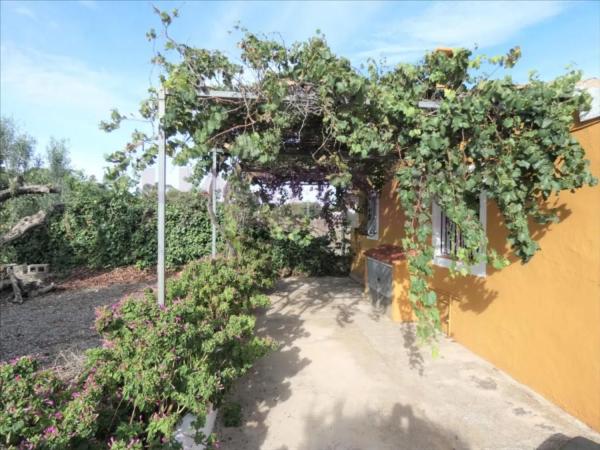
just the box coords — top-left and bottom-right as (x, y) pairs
(0, 185), (60, 203)
(0, 203), (63, 246)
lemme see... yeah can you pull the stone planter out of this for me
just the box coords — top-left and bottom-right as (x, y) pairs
(174, 406), (218, 449)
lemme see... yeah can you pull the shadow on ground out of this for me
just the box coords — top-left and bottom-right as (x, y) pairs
(537, 434), (600, 450)
(216, 305), (311, 449)
(216, 277), (467, 449)
(284, 402), (470, 450)
(266, 276), (368, 328)
(215, 276), (600, 450)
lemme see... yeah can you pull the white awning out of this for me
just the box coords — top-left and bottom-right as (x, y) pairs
(578, 78), (600, 122)
(199, 173), (226, 201)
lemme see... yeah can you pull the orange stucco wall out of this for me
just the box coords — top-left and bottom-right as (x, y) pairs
(351, 120), (600, 431)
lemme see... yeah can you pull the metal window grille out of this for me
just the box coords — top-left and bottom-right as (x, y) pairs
(432, 194), (487, 277)
(366, 193), (379, 238)
(438, 208), (480, 261)
(439, 212), (464, 258)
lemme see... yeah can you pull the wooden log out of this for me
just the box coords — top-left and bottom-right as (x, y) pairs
(28, 283), (55, 298)
(0, 203), (63, 246)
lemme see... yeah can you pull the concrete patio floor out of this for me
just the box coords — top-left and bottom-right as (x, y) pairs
(215, 277), (600, 450)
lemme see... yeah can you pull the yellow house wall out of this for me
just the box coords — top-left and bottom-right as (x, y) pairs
(351, 120), (600, 431)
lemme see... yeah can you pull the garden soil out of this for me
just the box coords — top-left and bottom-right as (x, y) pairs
(0, 267), (156, 373)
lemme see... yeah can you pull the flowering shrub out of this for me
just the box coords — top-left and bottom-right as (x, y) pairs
(0, 357), (69, 448)
(0, 255), (275, 448)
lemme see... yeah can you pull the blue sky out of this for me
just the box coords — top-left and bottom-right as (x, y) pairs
(1, 0), (599, 180)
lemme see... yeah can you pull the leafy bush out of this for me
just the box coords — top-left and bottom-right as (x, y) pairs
(1, 180), (213, 271)
(242, 219), (351, 277)
(133, 190), (214, 269)
(0, 357), (69, 448)
(0, 256), (275, 448)
(269, 234), (351, 277)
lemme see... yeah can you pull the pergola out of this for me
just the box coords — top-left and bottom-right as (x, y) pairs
(154, 87), (440, 305)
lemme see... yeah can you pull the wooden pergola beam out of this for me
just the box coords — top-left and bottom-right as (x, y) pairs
(197, 89), (441, 110)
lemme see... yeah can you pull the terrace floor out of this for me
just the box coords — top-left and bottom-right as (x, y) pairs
(215, 277), (600, 450)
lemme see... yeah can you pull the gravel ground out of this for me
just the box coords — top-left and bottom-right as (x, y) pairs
(0, 269), (155, 369)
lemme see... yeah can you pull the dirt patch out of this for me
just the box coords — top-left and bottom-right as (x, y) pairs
(0, 267), (156, 370)
(55, 266), (156, 291)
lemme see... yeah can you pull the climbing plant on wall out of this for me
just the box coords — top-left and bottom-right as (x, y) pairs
(102, 8), (597, 344)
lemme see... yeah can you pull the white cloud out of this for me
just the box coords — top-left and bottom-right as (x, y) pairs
(263, 1), (384, 47)
(14, 6), (36, 20)
(354, 44), (430, 63)
(10, 4), (60, 31)
(78, 0), (98, 10)
(358, 1), (569, 64)
(188, 1), (566, 67)
(0, 43), (149, 180)
(0, 43), (136, 117)
(394, 1), (566, 48)
(196, 1), (385, 59)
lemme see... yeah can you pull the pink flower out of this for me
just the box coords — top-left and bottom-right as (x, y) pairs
(127, 437), (141, 448)
(43, 426), (58, 436)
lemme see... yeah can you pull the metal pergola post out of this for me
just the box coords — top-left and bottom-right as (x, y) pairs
(157, 87), (166, 306)
(211, 148), (217, 259)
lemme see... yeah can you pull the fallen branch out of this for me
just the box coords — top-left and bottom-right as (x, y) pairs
(28, 282), (56, 298)
(0, 185), (60, 203)
(0, 203), (64, 246)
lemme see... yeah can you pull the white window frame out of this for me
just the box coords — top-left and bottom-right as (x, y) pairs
(366, 192), (379, 240)
(432, 193), (487, 277)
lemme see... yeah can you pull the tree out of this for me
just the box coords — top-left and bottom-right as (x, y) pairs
(46, 137), (71, 184)
(0, 117), (36, 183)
(0, 117), (61, 248)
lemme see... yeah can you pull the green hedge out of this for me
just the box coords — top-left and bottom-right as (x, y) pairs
(1, 182), (213, 271)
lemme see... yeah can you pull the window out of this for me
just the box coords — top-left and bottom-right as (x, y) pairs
(366, 192), (379, 240)
(432, 193), (487, 277)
